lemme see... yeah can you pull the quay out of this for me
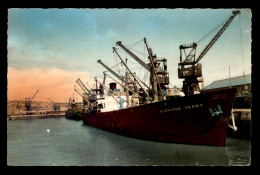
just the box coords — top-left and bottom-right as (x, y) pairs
(228, 108), (251, 139)
(9, 111), (66, 120)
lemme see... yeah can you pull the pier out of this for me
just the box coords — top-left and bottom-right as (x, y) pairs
(228, 108), (251, 139)
(9, 111), (66, 120)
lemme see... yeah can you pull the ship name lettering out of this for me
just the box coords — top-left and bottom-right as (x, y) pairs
(160, 107), (181, 113)
(184, 104), (203, 110)
(160, 104), (203, 113)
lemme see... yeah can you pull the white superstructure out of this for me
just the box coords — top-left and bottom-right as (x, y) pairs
(95, 95), (139, 112)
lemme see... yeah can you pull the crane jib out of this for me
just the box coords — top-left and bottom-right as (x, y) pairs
(97, 60), (125, 83)
(116, 41), (150, 71)
(195, 10), (241, 63)
(77, 78), (97, 101)
(30, 90), (39, 101)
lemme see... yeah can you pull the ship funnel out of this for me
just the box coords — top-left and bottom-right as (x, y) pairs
(109, 82), (117, 91)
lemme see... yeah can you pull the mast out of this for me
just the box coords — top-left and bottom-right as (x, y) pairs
(144, 38), (165, 101)
(125, 58), (129, 107)
(95, 77), (98, 96)
(102, 71), (107, 95)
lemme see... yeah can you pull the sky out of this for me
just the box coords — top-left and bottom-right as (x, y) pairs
(7, 8), (252, 102)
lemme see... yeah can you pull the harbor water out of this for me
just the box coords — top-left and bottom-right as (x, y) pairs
(7, 118), (251, 166)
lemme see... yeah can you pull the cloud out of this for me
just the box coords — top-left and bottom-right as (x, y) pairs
(8, 9), (99, 71)
(7, 67), (94, 102)
(7, 9), (251, 95)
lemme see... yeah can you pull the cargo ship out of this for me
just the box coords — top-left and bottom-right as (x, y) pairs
(65, 98), (82, 120)
(82, 88), (236, 146)
(79, 10), (240, 146)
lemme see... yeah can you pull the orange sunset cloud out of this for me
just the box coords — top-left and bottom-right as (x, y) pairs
(7, 67), (94, 103)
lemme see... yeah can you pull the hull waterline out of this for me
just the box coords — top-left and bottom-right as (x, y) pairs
(82, 88), (236, 146)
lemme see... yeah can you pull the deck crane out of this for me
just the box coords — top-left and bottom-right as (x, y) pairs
(25, 89), (39, 112)
(74, 85), (91, 101)
(115, 42), (151, 90)
(113, 47), (153, 102)
(144, 38), (169, 101)
(97, 60), (129, 95)
(178, 10), (240, 96)
(74, 88), (90, 103)
(47, 98), (61, 111)
(76, 78), (97, 101)
(97, 60), (125, 83)
(74, 87), (90, 109)
(75, 80), (93, 101)
(117, 39), (168, 101)
(116, 41), (150, 71)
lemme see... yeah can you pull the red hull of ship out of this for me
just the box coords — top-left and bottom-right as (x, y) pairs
(82, 88), (236, 146)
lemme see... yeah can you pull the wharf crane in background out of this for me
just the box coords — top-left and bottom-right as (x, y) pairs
(178, 10), (241, 96)
(25, 90), (39, 112)
(47, 98), (61, 111)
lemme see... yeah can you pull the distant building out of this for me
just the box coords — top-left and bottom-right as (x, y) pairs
(201, 74), (251, 97)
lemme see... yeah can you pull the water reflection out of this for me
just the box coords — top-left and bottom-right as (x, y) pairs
(224, 138), (251, 166)
(7, 118), (251, 166)
(80, 124), (245, 166)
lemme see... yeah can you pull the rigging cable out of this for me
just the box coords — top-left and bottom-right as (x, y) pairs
(113, 50), (121, 75)
(196, 15), (230, 45)
(117, 41), (150, 84)
(124, 38), (145, 49)
(239, 14), (246, 78)
(111, 60), (123, 70)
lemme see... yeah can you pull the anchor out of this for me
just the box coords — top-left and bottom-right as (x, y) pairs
(209, 104), (223, 116)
